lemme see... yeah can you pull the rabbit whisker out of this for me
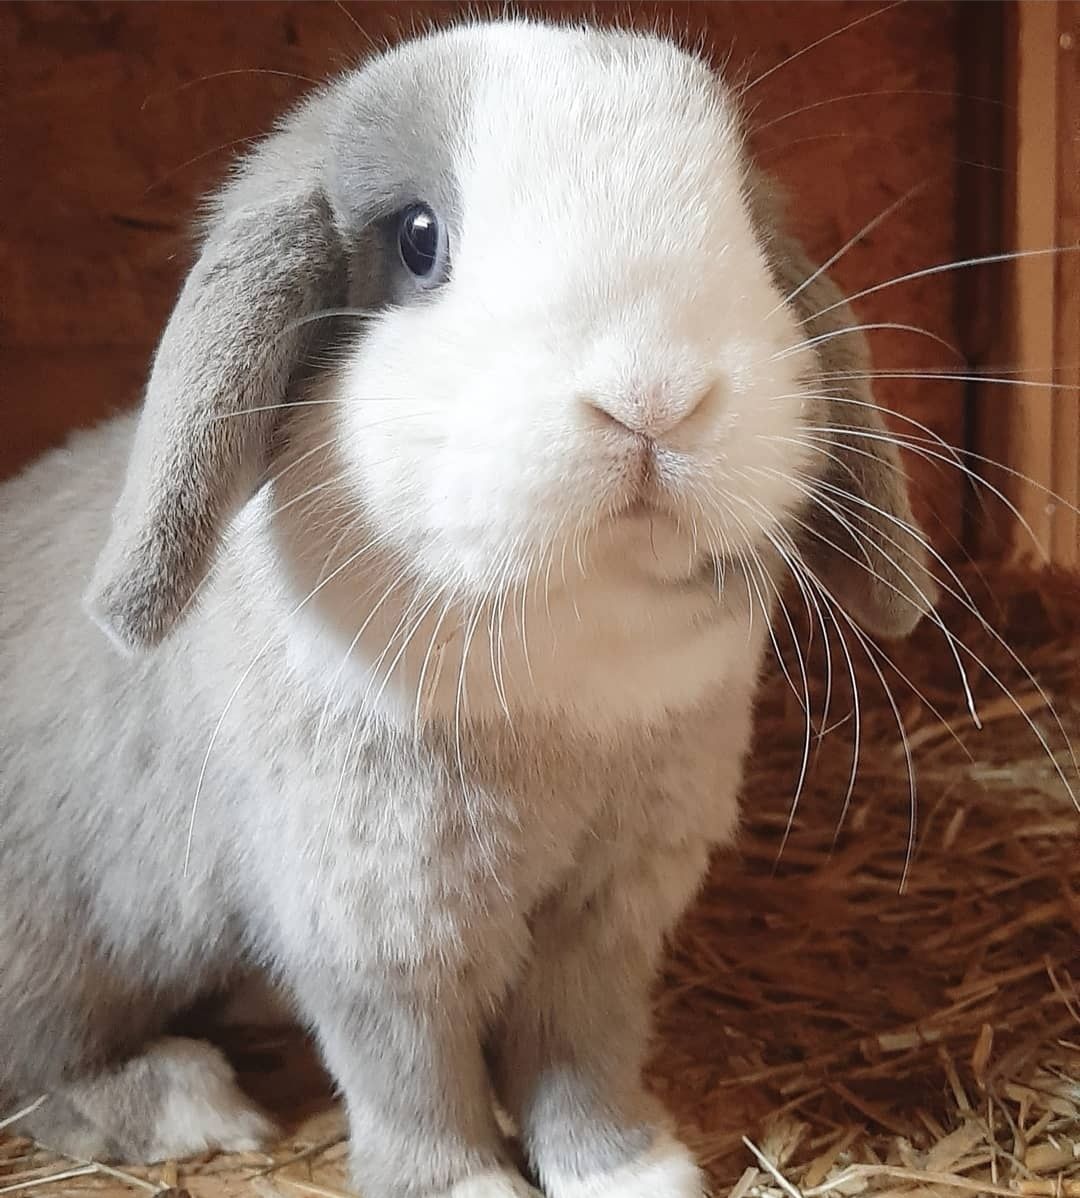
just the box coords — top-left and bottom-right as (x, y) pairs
(365, 574), (448, 716)
(311, 515), (430, 748)
(748, 504), (847, 842)
(790, 385), (997, 523)
(800, 387), (1080, 523)
(799, 244), (1080, 330)
(715, 492), (816, 861)
(172, 435), (342, 627)
(517, 539), (538, 689)
(714, 487), (810, 721)
(802, 422), (1069, 550)
(331, 0), (375, 49)
(815, 564), (918, 887)
(751, 86), (1009, 138)
(211, 398), (437, 419)
(412, 590), (454, 734)
(141, 68), (318, 113)
(804, 455), (1080, 793)
(755, 470), (978, 761)
(757, 457), (1080, 811)
(278, 307), (384, 339)
(733, 500), (920, 886)
(769, 321), (965, 363)
(815, 370), (1080, 392)
(766, 180), (929, 322)
(143, 137), (260, 196)
(736, 1), (902, 98)
(493, 541), (526, 723)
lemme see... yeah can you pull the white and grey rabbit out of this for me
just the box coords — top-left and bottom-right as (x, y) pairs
(0, 18), (936, 1198)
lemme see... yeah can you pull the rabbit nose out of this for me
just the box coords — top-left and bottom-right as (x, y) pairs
(582, 380), (715, 439)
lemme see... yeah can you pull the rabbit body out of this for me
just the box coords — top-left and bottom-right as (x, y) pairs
(1, 410), (753, 1195)
(0, 18), (932, 1198)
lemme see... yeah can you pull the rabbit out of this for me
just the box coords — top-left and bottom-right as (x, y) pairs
(0, 17), (937, 1198)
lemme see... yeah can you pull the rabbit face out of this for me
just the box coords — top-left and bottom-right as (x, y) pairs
(87, 18), (931, 705)
(328, 26), (815, 602)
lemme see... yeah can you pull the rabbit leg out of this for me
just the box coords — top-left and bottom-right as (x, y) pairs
(294, 974), (539, 1198)
(11, 1037), (276, 1163)
(490, 846), (710, 1198)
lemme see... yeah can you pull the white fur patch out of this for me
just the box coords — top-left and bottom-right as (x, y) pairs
(141, 1038), (277, 1162)
(267, 21), (810, 739)
(441, 1169), (542, 1198)
(543, 1133), (704, 1198)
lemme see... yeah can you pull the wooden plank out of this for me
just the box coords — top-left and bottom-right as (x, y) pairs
(1051, 0), (1079, 566)
(1010, 0), (1059, 562)
(988, 0), (1079, 566)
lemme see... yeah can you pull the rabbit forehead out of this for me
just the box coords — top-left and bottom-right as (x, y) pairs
(324, 22), (738, 236)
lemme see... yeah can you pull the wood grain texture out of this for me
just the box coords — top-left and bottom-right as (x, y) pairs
(985, 0), (1079, 566)
(1051, 0), (1078, 566)
(2, 1), (967, 543)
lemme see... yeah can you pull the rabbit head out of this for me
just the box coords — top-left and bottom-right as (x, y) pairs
(87, 20), (935, 679)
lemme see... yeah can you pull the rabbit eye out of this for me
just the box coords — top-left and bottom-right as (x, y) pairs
(398, 203), (446, 283)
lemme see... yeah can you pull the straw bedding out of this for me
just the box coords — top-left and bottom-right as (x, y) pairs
(2, 563), (1077, 1198)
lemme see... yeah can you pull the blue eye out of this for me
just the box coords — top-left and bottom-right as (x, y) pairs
(398, 203), (445, 281)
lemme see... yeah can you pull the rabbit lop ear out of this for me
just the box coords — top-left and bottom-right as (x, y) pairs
(86, 142), (346, 653)
(750, 175), (938, 639)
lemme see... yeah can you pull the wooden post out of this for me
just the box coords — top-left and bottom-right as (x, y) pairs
(985, 0), (1079, 566)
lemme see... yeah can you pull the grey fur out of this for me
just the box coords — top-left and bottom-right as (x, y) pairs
(85, 37), (465, 654)
(1, 19), (932, 1198)
(745, 170), (940, 637)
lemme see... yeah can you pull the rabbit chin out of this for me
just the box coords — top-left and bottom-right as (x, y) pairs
(252, 483), (770, 738)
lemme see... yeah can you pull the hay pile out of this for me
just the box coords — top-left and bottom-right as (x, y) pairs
(2, 564), (1078, 1198)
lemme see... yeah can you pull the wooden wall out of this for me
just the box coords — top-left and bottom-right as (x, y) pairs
(986, 0), (1079, 566)
(2, 1), (969, 544)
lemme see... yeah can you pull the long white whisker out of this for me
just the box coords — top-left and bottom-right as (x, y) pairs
(752, 87), (1008, 136)
(412, 589), (454, 733)
(783, 455), (1080, 792)
(804, 564), (920, 889)
(771, 321), (964, 363)
(766, 182), (929, 321)
(726, 497), (823, 862)
(709, 492), (815, 852)
(761, 462), (1079, 809)
(816, 369), (1080, 392)
(800, 423), (1060, 553)
(761, 435), (982, 726)
(801, 245), (1080, 328)
(763, 473), (978, 759)
(815, 414), (1080, 522)
(737, 1), (902, 96)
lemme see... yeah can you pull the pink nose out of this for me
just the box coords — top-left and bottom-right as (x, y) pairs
(583, 382), (713, 439)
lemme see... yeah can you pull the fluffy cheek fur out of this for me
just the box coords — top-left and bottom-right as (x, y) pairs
(336, 270), (816, 599)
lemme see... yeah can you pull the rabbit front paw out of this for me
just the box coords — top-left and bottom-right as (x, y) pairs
(542, 1132), (704, 1198)
(438, 1170), (543, 1198)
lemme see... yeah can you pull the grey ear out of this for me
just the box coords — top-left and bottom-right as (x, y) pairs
(749, 174), (938, 639)
(86, 150), (346, 653)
